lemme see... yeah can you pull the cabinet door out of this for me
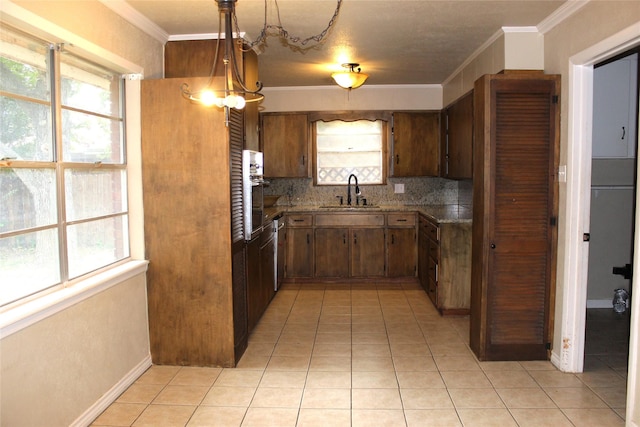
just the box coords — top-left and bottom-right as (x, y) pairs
(285, 227), (313, 278)
(392, 112), (440, 177)
(387, 227), (417, 277)
(471, 74), (559, 361)
(262, 114), (309, 177)
(418, 219), (430, 293)
(444, 91), (473, 179)
(246, 237), (262, 332)
(351, 228), (386, 277)
(315, 228), (349, 277)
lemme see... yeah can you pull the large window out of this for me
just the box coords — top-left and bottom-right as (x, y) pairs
(314, 119), (386, 185)
(0, 26), (129, 307)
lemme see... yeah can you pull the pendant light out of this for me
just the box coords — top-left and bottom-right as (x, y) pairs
(331, 63), (369, 90)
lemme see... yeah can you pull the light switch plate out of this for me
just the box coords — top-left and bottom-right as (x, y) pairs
(394, 183), (405, 193)
(558, 165), (567, 182)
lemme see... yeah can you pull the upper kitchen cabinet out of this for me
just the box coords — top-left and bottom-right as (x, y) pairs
(470, 72), (560, 361)
(391, 112), (440, 177)
(261, 113), (310, 178)
(141, 76), (248, 367)
(164, 40), (261, 151)
(442, 91), (473, 179)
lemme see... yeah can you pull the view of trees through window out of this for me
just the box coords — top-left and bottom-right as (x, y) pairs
(0, 26), (129, 306)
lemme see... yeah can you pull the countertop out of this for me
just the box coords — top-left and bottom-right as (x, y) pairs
(264, 204), (472, 224)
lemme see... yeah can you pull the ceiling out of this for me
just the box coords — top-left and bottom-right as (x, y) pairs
(124, 0), (567, 88)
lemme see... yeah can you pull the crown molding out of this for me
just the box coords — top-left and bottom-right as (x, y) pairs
(537, 0), (590, 34)
(98, 0), (169, 43)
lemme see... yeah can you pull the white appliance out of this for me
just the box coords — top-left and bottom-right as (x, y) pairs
(242, 150), (265, 241)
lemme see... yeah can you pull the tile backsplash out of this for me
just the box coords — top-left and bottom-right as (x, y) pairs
(265, 177), (472, 207)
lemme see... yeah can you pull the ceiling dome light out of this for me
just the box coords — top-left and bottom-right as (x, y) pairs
(331, 63), (369, 89)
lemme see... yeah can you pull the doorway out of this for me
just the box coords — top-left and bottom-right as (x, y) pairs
(585, 51), (637, 377)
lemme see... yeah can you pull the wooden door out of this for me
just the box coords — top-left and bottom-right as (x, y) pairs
(392, 112), (440, 177)
(387, 227), (417, 277)
(285, 227), (313, 278)
(261, 114), (309, 177)
(315, 228), (349, 277)
(351, 228), (386, 277)
(471, 74), (559, 361)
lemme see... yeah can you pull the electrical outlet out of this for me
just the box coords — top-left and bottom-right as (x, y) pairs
(558, 165), (567, 183)
(394, 183), (405, 193)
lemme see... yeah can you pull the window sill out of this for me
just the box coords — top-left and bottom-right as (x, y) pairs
(0, 260), (149, 339)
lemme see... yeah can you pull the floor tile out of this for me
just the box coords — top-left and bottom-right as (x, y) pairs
(484, 370), (538, 388)
(352, 356), (395, 372)
(169, 367), (222, 387)
(529, 370), (585, 388)
(305, 370), (351, 388)
(214, 369), (263, 388)
(116, 383), (164, 404)
(434, 355), (481, 371)
(250, 387), (303, 408)
(300, 387), (351, 409)
(448, 388), (504, 408)
(309, 355), (352, 371)
(456, 408), (518, 427)
(258, 370), (307, 388)
(152, 385), (209, 405)
(297, 408), (351, 427)
(399, 388), (454, 409)
(352, 409), (406, 427)
(545, 387), (608, 408)
(352, 370), (399, 388)
(396, 370), (445, 389)
(241, 407), (299, 427)
(132, 404), (196, 426)
(352, 388), (403, 409)
(495, 387), (556, 408)
(135, 366), (180, 385)
(509, 408), (573, 427)
(440, 370), (491, 388)
(201, 386), (256, 407)
(91, 402), (146, 426)
(562, 408), (625, 426)
(404, 409), (462, 427)
(186, 406), (246, 427)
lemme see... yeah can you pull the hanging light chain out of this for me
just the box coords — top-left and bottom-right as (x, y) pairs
(235, 0), (342, 50)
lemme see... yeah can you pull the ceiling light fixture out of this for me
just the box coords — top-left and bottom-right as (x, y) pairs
(181, 0), (343, 125)
(331, 63), (369, 90)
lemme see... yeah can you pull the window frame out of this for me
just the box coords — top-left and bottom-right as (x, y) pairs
(0, 27), (132, 309)
(310, 111), (391, 186)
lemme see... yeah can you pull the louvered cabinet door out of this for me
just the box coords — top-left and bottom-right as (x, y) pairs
(471, 73), (560, 361)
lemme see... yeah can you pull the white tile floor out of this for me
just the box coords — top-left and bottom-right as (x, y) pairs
(92, 282), (627, 426)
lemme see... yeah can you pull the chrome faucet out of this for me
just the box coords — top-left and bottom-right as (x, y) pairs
(347, 174), (360, 205)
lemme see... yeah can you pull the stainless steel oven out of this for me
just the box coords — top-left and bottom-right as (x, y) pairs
(242, 150), (265, 241)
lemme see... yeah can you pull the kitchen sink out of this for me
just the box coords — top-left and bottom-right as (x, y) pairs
(319, 204), (380, 209)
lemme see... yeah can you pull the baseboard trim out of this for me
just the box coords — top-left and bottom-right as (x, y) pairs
(71, 354), (152, 427)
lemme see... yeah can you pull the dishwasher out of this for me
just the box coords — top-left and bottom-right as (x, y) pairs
(273, 214), (285, 291)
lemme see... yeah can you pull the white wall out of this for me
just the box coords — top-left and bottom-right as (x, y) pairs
(0, 1), (163, 425)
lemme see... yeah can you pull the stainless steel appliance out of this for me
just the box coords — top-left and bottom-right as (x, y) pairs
(273, 214), (285, 291)
(242, 150), (265, 240)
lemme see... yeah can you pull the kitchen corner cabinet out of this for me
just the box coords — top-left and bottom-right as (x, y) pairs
(392, 112), (440, 177)
(442, 91), (473, 179)
(419, 215), (471, 314)
(470, 73), (560, 361)
(142, 77), (247, 367)
(387, 213), (417, 277)
(261, 113), (310, 177)
(285, 214), (314, 278)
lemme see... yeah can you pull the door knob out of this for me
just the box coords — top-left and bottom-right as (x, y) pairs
(490, 243), (496, 249)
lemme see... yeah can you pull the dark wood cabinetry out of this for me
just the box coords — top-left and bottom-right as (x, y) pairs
(419, 214), (472, 315)
(142, 77), (246, 367)
(392, 112), (440, 177)
(246, 223), (276, 332)
(470, 73), (560, 361)
(285, 214), (314, 278)
(442, 91), (473, 179)
(386, 213), (417, 277)
(261, 113), (309, 177)
(314, 228), (350, 277)
(351, 228), (386, 277)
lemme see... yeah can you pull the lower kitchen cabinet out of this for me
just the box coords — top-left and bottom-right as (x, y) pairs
(246, 222), (276, 332)
(315, 228), (349, 277)
(387, 213), (417, 277)
(419, 214), (472, 314)
(285, 214), (314, 278)
(351, 228), (386, 277)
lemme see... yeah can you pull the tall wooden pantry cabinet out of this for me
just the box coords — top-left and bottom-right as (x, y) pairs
(470, 72), (560, 361)
(141, 76), (248, 367)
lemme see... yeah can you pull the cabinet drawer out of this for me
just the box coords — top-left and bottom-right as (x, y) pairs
(315, 213), (385, 227)
(428, 239), (439, 261)
(425, 220), (439, 242)
(287, 214), (313, 227)
(387, 213), (416, 226)
(428, 257), (438, 282)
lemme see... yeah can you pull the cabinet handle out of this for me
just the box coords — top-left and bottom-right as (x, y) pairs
(302, 155), (305, 165)
(622, 126), (626, 140)
(391, 234), (395, 244)
(396, 154), (400, 164)
(293, 219), (304, 222)
(307, 233), (310, 244)
(490, 243), (496, 249)
(396, 219), (407, 222)
(344, 233), (347, 244)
